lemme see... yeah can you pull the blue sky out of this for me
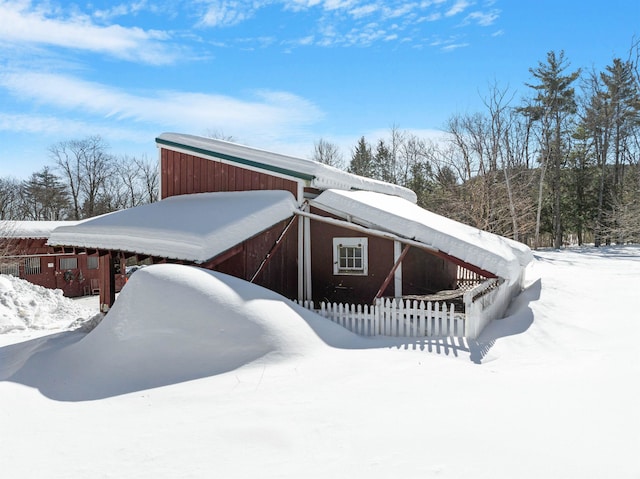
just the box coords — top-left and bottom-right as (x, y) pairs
(1, 0), (638, 179)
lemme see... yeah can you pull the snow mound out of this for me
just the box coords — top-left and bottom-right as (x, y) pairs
(0, 274), (94, 334)
(5, 264), (353, 400)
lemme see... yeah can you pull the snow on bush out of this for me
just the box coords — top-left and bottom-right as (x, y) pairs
(0, 274), (95, 333)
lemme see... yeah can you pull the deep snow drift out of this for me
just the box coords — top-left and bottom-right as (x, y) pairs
(1, 246), (639, 478)
(1, 264), (363, 400)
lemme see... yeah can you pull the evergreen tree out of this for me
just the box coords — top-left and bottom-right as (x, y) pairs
(373, 139), (394, 183)
(524, 50), (581, 248)
(348, 137), (375, 178)
(582, 58), (640, 245)
(21, 167), (69, 220)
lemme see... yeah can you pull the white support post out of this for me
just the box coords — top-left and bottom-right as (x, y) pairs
(394, 240), (403, 298)
(303, 215), (312, 302)
(297, 211), (304, 301)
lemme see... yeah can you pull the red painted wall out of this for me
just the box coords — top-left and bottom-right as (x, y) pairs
(160, 149), (299, 199)
(308, 208), (459, 305)
(214, 218), (298, 300)
(309, 210), (395, 305)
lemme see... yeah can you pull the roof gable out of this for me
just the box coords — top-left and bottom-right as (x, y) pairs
(156, 133), (417, 203)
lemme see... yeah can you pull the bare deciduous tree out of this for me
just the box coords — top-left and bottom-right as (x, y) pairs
(312, 138), (345, 169)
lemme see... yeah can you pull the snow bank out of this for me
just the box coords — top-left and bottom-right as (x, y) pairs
(4, 264), (354, 400)
(0, 274), (94, 334)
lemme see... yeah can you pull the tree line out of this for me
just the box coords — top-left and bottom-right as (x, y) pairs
(1, 47), (638, 249)
(313, 47), (640, 248)
(0, 136), (158, 221)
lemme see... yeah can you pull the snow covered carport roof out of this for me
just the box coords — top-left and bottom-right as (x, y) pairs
(310, 189), (533, 284)
(47, 191), (298, 263)
(156, 133), (417, 203)
(1, 220), (82, 239)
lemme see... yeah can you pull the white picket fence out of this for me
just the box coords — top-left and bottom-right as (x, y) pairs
(298, 298), (465, 338)
(297, 276), (518, 339)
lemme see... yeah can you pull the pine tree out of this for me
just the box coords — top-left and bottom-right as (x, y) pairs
(525, 50), (580, 248)
(373, 139), (394, 183)
(348, 137), (375, 178)
(21, 167), (69, 220)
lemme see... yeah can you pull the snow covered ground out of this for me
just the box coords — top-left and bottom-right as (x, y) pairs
(1, 246), (639, 478)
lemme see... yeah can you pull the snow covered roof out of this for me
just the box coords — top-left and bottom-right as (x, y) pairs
(310, 189), (533, 284)
(1, 220), (82, 239)
(156, 132), (417, 203)
(47, 191), (298, 263)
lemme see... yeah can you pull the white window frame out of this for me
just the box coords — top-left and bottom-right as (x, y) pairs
(333, 237), (368, 276)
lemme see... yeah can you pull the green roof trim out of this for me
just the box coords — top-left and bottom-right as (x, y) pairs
(156, 137), (315, 182)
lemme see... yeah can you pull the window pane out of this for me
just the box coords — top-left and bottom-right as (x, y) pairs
(338, 245), (363, 272)
(24, 257), (41, 275)
(0, 262), (19, 276)
(333, 237), (368, 276)
(60, 257), (78, 270)
(87, 256), (99, 270)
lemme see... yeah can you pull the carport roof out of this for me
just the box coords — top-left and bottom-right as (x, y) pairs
(310, 189), (532, 285)
(47, 190), (297, 263)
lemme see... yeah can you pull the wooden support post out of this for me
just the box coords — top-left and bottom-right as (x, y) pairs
(98, 253), (116, 313)
(374, 244), (410, 301)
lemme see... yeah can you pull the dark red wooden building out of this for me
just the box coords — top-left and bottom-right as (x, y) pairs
(0, 221), (126, 298)
(44, 133), (530, 316)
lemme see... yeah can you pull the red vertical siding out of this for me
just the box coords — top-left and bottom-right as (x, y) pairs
(193, 155), (201, 193)
(160, 148), (299, 199)
(308, 209), (459, 304)
(309, 210), (395, 305)
(214, 219), (298, 299)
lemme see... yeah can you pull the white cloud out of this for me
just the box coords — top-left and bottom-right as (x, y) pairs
(465, 10), (499, 26)
(441, 42), (468, 51)
(445, 0), (470, 17)
(349, 3), (379, 19)
(0, 112), (154, 142)
(0, 70), (324, 140)
(429, 36), (468, 51)
(92, 1), (149, 21)
(199, 1), (254, 27)
(0, 1), (176, 65)
(193, 0), (498, 49)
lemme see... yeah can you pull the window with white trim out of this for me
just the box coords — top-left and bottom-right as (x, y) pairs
(333, 237), (368, 275)
(24, 257), (41, 275)
(60, 257), (78, 270)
